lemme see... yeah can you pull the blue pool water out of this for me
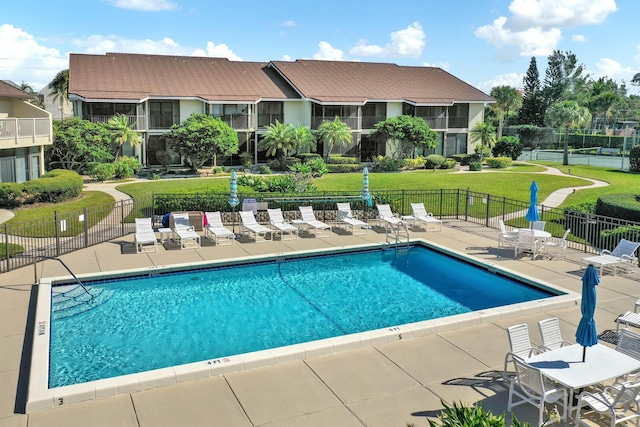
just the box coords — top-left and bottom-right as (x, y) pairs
(49, 245), (556, 388)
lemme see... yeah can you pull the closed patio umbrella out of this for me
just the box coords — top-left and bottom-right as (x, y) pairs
(228, 170), (240, 232)
(361, 167), (372, 207)
(575, 264), (600, 362)
(525, 181), (540, 228)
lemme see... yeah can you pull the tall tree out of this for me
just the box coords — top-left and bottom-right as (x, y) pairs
(316, 117), (353, 160)
(291, 123), (316, 153)
(517, 57), (546, 126)
(165, 113), (239, 170)
(48, 69), (69, 116)
(107, 114), (142, 160)
(259, 120), (295, 160)
(489, 85), (522, 139)
(545, 101), (591, 165)
(542, 51), (586, 107)
(49, 118), (114, 173)
(469, 122), (497, 161)
(371, 115), (438, 159)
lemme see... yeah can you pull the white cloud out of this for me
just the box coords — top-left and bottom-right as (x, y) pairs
(104, 0), (179, 11)
(572, 34), (587, 42)
(476, 72), (525, 93)
(200, 42), (242, 60)
(594, 58), (634, 81)
(423, 61), (450, 70)
(0, 24), (68, 90)
(476, 0), (616, 58)
(281, 54), (292, 61)
(349, 22), (425, 57)
(281, 20), (297, 28)
(313, 41), (344, 60)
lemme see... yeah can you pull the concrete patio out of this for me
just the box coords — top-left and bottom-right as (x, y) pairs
(1, 220), (639, 427)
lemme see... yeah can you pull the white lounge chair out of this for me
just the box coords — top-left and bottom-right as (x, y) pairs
(336, 202), (368, 235)
(514, 229), (543, 260)
(204, 212), (235, 246)
(580, 238), (640, 276)
(171, 212), (201, 249)
(376, 204), (402, 230)
(410, 203), (442, 231)
(498, 220), (517, 249)
(298, 206), (331, 238)
(267, 208), (298, 240)
(538, 317), (572, 351)
(239, 211), (273, 243)
(134, 217), (157, 253)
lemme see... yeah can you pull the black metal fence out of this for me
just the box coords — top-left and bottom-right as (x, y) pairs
(2, 189), (640, 273)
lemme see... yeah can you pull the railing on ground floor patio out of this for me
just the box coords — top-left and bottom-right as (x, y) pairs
(2, 189), (640, 273)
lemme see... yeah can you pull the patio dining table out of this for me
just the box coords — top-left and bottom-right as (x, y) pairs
(525, 343), (640, 412)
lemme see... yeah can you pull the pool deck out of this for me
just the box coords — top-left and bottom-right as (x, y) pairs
(1, 220), (639, 427)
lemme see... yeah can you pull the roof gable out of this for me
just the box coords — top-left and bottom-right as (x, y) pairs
(0, 80), (34, 99)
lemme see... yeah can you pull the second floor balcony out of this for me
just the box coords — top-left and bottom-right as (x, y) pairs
(311, 116), (359, 130)
(214, 113), (255, 130)
(0, 118), (52, 147)
(257, 114), (285, 129)
(88, 115), (147, 131)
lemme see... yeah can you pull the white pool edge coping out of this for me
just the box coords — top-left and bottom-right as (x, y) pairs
(26, 239), (579, 412)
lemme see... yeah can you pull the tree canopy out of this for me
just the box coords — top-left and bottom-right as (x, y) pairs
(545, 100), (591, 165)
(48, 118), (114, 173)
(371, 115), (438, 159)
(490, 85), (522, 139)
(165, 113), (239, 171)
(108, 114), (142, 159)
(316, 117), (353, 159)
(469, 122), (497, 161)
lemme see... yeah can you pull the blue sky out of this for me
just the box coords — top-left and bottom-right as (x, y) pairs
(1, 0), (639, 94)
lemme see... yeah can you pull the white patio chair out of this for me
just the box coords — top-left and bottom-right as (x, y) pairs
(336, 203), (368, 235)
(574, 381), (640, 427)
(298, 206), (331, 238)
(239, 211), (273, 243)
(267, 208), (298, 240)
(538, 317), (572, 351)
(514, 229), (543, 260)
(544, 229), (570, 259)
(134, 217), (157, 253)
(170, 212), (201, 249)
(376, 204), (402, 230)
(531, 221), (546, 231)
(204, 212), (235, 246)
(498, 220), (517, 249)
(615, 329), (640, 383)
(580, 238), (640, 276)
(410, 203), (442, 231)
(507, 354), (568, 427)
(504, 323), (543, 382)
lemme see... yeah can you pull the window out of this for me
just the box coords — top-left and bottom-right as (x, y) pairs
(149, 101), (179, 129)
(362, 103), (386, 128)
(257, 102), (283, 128)
(448, 104), (469, 128)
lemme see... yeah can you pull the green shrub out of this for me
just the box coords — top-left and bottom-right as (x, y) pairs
(114, 156), (141, 179)
(372, 155), (401, 172)
(290, 157), (328, 177)
(90, 163), (116, 182)
(595, 193), (640, 222)
(259, 165), (272, 174)
(403, 156), (426, 170)
(468, 161), (483, 171)
(428, 400), (535, 427)
(492, 135), (523, 160)
(457, 153), (481, 166)
(297, 153), (323, 163)
(441, 158), (457, 169)
(630, 145), (640, 172)
(425, 154), (446, 170)
(239, 152), (253, 169)
(155, 150), (171, 173)
(0, 183), (24, 208)
(326, 163), (362, 173)
(237, 173), (316, 192)
(22, 169), (83, 204)
(600, 225), (640, 241)
(326, 155), (358, 164)
(149, 173), (162, 180)
(267, 156), (300, 171)
(485, 157), (513, 168)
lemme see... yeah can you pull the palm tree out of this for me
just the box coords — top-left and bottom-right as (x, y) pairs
(108, 114), (142, 159)
(469, 122), (497, 161)
(545, 101), (591, 165)
(259, 120), (295, 160)
(490, 85), (522, 139)
(316, 117), (352, 160)
(48, 69), (69, 118)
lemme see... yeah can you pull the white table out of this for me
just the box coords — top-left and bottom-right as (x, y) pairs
(157, 227), (172, 244)
(513, 228), (551, 239)
(526, 344), (640, 410)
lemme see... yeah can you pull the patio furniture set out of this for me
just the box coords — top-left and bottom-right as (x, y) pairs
(133, 202), (442, 252)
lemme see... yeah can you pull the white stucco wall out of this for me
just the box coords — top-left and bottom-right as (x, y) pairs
(179, 100), (205, 121)
(466, 103), (486, 153)
(284, 101), (310, 127)
(39, 85), (73, 120)
(386, 102), (403, 118)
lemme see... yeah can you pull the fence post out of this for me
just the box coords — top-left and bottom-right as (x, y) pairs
(401, 190), (406, 215)
(121, 200), (125, 236)
(455, 189), (460, 219)
(55, 211), (60, 257)
(485, 195), (491, 227)
(3, 224), (8, 273)
(439, 189), (443, 217)
(84, 207), (89, 248)
(464, 188), (469, 222)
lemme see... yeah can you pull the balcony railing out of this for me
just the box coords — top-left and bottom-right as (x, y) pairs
(448, 117), (469, 128)
(214, 113), (255, 130)
(149, 114), (179, 130)
(311, 116), (359, 130)
(257, 114), (285, 129)
(87, 115), (147, 131)
(361, 116), (386, 129)
(0, 118), (51, 142)
(416, 117), (447, 129)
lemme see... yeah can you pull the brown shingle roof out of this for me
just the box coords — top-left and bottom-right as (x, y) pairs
(69, 53), (300, 102)
(270, 60), (493, 105)
(0, 80), (34, 99)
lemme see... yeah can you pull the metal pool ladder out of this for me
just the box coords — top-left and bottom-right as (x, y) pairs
(32, 256), (93, 300)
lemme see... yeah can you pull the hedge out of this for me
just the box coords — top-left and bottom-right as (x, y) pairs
(326, 163), (362, 173)
(425, 154), (446, 170)
(0, 169), (84, 208)
(326, 155), (359, 164)
(452, 153), (481, 166)
(485, 157), (513, 168)
(296, 153), (323, 163)
(441, 158), (457, 169)
(600, 225), (640, 242)
(630, 145), (640, 172)
(595, 193), (640, 222)
(468, 162), (483, 171)
(403, 156), (426, 170)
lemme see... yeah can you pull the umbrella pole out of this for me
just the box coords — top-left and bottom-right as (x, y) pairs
(582, 346), (586, 362)
(232, 206), (236, 234)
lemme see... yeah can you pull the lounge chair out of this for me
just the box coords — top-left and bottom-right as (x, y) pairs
(336, 203), (368, 235)
(580, 238), (640, 276)
(376, 204), (403, 230)
(239, 211), (273, 243)
(410, 203), (442, 231)
(171, 212), (201, 249)
(267, 208), (298, 240)
(204, 212), (235, 246)
(134, 217), (158, 253)
(298, 206), (331, 238)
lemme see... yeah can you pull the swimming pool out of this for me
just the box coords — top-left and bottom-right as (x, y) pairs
(27, 240), (577, 411)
